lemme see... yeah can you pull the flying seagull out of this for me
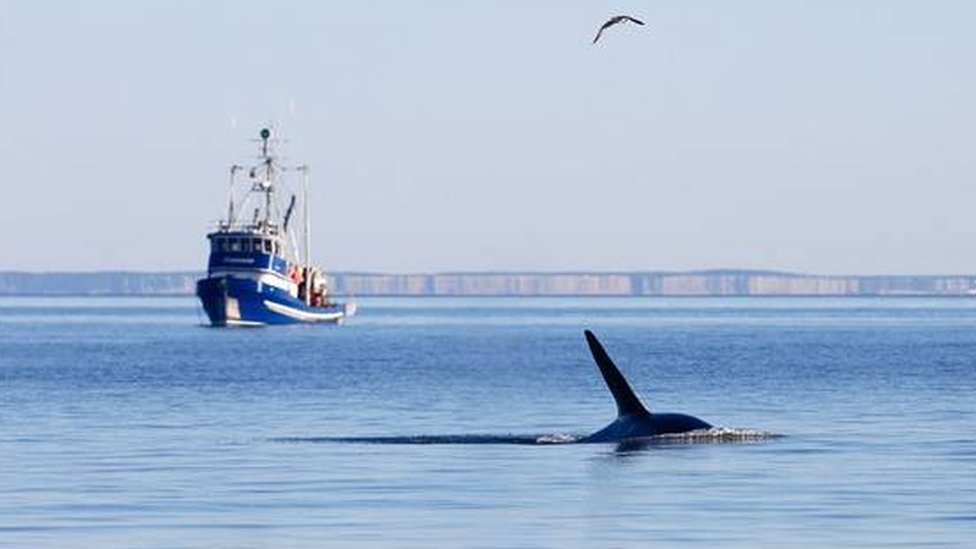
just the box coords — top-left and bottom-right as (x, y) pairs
(592, 15), (645, 44)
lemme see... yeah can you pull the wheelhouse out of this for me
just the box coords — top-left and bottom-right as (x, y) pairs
(208, 233), (282, 257)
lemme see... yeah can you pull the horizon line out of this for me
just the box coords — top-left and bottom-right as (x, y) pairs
(2, 269), (975, 278)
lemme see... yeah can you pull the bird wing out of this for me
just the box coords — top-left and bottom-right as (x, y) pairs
(592, 27), (605, 43)
(593, 15), (644, 43)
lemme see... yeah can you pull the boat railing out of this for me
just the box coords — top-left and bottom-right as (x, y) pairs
(212, 220), (282, 236)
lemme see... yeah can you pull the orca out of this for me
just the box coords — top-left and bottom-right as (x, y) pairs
(276, 330), (761, 449)
(580, 330), (712, 443)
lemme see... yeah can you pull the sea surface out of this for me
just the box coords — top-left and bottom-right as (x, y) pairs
(1, 296), (975, 548)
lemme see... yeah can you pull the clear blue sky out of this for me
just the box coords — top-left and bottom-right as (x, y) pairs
(2, 1), (974, 274)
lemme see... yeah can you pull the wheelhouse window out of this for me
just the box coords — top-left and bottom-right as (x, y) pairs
(252, 238), (262, 254)
(229, 238), (242, 252)
(273, 242), (281, 256)
(263, 240), (273, 254)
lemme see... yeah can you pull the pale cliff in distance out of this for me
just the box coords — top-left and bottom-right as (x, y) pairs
(1, 270), (973, 296)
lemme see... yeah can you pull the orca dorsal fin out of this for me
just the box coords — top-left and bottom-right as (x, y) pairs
(584, 330), (650, 417)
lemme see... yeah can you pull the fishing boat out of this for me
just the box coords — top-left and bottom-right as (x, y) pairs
(196, 128), (354, 326)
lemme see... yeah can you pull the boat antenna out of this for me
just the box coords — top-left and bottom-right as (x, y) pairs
(260, 127), (271, 157)
(228, 165), (242, 226)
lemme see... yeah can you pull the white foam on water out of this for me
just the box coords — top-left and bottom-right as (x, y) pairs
(652, 426), (783, 443)
(535, 433), (580, 444)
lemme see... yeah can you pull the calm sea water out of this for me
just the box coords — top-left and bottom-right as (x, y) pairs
(1, 296), (975, 548)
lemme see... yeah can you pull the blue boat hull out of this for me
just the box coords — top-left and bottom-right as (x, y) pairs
(196, 275), (348, 326)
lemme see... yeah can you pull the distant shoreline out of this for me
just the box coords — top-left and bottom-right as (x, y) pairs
(2, 270), (974, 297)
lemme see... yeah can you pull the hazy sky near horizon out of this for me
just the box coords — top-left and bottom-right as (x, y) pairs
(2, 1), (974, 274)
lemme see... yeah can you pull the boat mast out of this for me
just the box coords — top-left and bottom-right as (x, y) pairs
(260, 128), (273, 227)
(299, 165), (311, 305)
